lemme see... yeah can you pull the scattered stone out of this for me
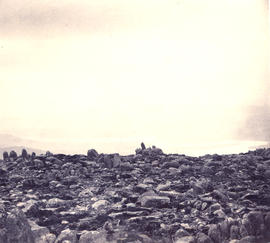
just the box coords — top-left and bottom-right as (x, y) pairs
(79, 230), (108, 243)
(92, 200), (109, 211)
(29, 220), (56, 243)
(238, 236), (258, 243)
(139, 195), (170, 208)
(197, 232), (214, 243)
(0, 145), (270, 242)
(55, 228), (78, 243)
(208, 224), (221, 243)
(175, 236), (196, 243)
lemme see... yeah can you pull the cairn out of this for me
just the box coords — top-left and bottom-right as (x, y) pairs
(9, 150), (17, 161)
(3, 151), (9, 162)
(22, 149), (28, 161)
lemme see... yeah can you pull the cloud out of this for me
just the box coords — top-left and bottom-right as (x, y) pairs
(0, 0), (133, 36)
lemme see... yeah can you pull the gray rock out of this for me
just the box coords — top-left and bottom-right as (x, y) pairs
(92, 200), (109, 211)
(174, 236), (196, 243)
(22, 148), (28, 159)
(219, 219), (230, 240)
(0, 207), (35, 243)
(174, 228), (190, 239)
(28, 220), (56, 243)
(33, 159), (45, 168)
(113, 154), (121, 167)
(141, 142), (146, 150)
(17, 199), (41, 217)
(139, 195), (170, 208)
(87, 149), (98, 159)
(47, 198), (68, 208)
(161, 160), (180, 169)
(3, 151), (9, 161)
(9, 150), (17, 161)
(196, 232), (213, 243)
(104, 155), (113, 169)
(230, 225), (240, 240)
(238, 235), (258, 243)
(79, 230), (109, 243)
(208, 224), (221, 243)
(239, 224), (248, 238)
(242, 211), (264, 236)
(55, 228), (78, 243)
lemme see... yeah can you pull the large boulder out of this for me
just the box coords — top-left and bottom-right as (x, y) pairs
(28, 220), (56, 243)
(9, 150), (17, 161)
(0, 205), (35, 243)
(2, 151), (9, 161)
(242, 211), (265, 236)
(22, 148), (28, 160)
(87, 149), (98, 160)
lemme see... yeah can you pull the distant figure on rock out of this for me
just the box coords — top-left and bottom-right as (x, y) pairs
(3, 151), (9, 162)
(141, 142), (146, 150)
(46, 151), (53, 156)
(22, 149), (28, 160)
(31, 152), (36, 160)
(9, 150), (17, 161)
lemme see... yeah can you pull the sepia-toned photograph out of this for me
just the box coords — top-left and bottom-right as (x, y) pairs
(0, 0), (270, 242)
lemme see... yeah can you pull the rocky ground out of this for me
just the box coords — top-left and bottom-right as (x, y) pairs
(1, 144), (270, 243)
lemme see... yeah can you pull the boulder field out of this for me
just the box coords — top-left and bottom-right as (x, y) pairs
(1, 145), (270, 243)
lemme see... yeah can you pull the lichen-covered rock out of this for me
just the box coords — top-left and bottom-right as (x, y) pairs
(55, 228), (78, 243)
(113, 154), (121, 167)
(28, 220), (56, 243)
(230, 225), (240, 240)
(0, 206), (35, 243)
(242, 211), (264, 236)
(22, 148), (28, 159)
(78, 230), (112, 243)
(139, 195), (170, 208)
(219, 219), (230, 240)
(1, 144), (270, 243)
(47, 198), (68, 208)
(238, 235), (258, 243)
(175, 236), (196, 243)
(92, 200), (109, 211)
(208, 224), (221, 243)
(87, 149), (98, 159)
(104, 155), (113, 169)
(33, 159), (45, 168)
(9, 150), (17, 161)
(196, 232), (213, 243)
(3, 151), (9, 161)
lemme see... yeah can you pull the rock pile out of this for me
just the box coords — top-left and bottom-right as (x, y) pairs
(0, 145), (270, 242)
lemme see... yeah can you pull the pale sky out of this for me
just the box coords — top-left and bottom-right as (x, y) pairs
(0, 0), (269, 154)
